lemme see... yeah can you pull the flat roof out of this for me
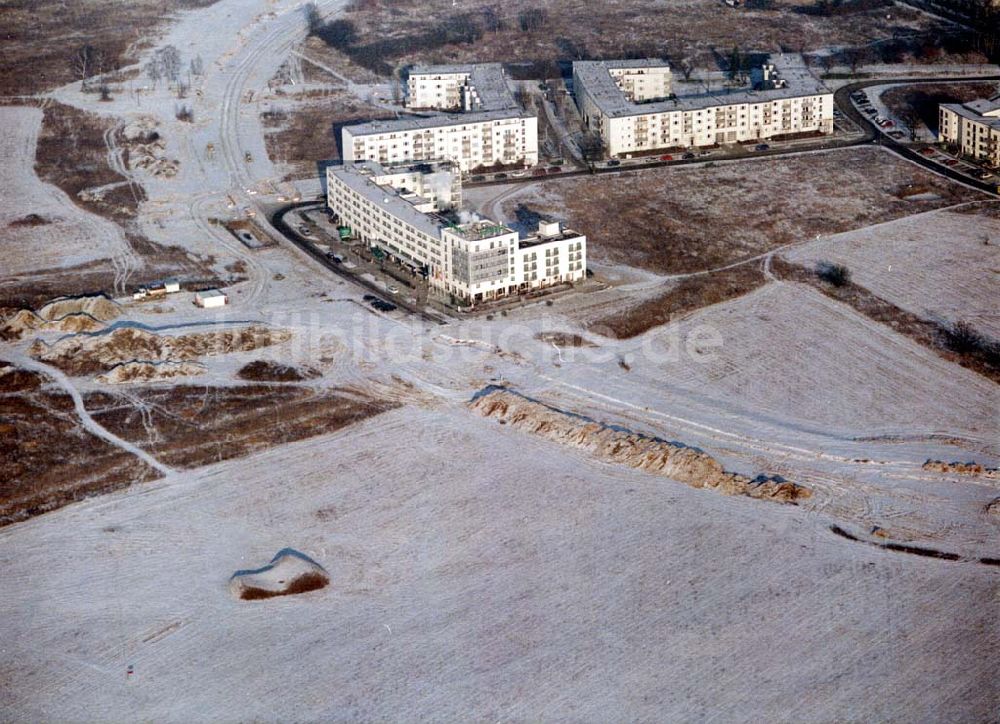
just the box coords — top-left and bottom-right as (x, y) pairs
(942, 101), (1000, 130)
(445, 220), (514, 241)
(343, 108), (532, 137)
(328, 163), (445, 238)
(575, 54), (830, 119)
(519, 229), (585, 248)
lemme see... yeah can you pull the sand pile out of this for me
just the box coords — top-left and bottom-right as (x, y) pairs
(470, 387), (809, 504)
(38, 294), (121, 322)
(96, 360), (207, 384)
(1, 294), (122, 340)
(30, 324), (291, 376)
(923, 459), (999, 480)
(229, 549), (329, 601)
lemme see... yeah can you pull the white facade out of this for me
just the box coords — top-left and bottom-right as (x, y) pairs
(574, 56), (834, 157)
(408, 70), (475, 111)
(195, 290), (227, 308)
(342, 113), (538, 173)
(939, 98), (1000, 166)
(327, 162), (585, 303)
(608, 65), (673, 103)
(407, 63), (514, 113)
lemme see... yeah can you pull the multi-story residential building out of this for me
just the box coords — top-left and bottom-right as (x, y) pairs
(343, 63), (537, 173)
(327, 161), (585, 304)
(939, 97), (1000, 166)
(573, 55), (834, 157)
(407, 63), (515, 112)
(342, 112), (538, 173)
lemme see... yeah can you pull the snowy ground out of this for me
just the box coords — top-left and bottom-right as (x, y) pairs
(1, 0), (998, 720)
(0, 107), (130, 276)
(784, 208), (1000, 338)
(1, 405), (997, 722)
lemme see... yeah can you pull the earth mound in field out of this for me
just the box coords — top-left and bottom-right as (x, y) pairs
(236, 359), (321, 382)
(29, 324), (290, 376)
(923, 459), (999, 480)
(229, 548), (329, 601)
(1, 294), (121, 340)
(96, 360), (206, 384)
(470, 386), (810, 504)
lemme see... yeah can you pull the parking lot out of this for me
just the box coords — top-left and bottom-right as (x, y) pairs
(850, 86), (999, 188)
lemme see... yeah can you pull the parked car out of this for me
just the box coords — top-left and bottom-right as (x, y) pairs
(531, 168), (547, 177)
(387, 284), (399, 295)
(494, 173), (508, 180)
(660, 154), (674, 161)
(682, 152), (695, 159)
(470, 175), (486, 182)
(546, 167), (562, 174)
(864, 108), (878, 116)
(607, 159), (621, 167)
(754, 143), (770, 151)
(943, 159), (959, 167)
(888, 130), (905, 139)
(919, 147), (936, 157)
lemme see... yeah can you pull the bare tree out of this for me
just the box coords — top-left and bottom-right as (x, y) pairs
(482, 5), (504, 33)
(145, 58), (162, 88)
(158, 45), (182, 84)
(679, 58), (695, 81)
(71, 44), (104, 87)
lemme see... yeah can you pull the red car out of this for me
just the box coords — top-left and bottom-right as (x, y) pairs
(919, 148), (935, 157)
(660, 154), (673, 161)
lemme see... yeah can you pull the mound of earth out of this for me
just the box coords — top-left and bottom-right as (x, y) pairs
(470, 387), (809, 504)
(96, 360), (207, 384)
(38, 294), (121, 322)
(229, 548), (329, 601)
(536, 331), (598, 348)
(8, 213), (51, 227)
(923, 459), (999, 479)
(0, 294), (121, 340)
(236, 359), (321, 382)
(29, 324), (291, 376)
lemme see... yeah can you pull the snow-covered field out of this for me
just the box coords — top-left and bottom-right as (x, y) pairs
(1, 0), (998, 720)
(2, 404), (997, 722)
(0, 107), (129, 276)
(784, 208), (1000, 338)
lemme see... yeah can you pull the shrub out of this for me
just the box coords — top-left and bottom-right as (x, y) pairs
(816, 261), (851, 287)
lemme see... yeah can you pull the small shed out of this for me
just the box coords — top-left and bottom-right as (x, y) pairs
(163, 278), (181, 294)
(195, 289), (228, 308)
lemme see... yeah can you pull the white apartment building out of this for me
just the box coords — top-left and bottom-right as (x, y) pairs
(407, 63), (514, 112)
(327, 161), (585, 304)
(343, 63), (537, 173)
(574, 56), (833, 157)
(939, 97), (1000, 166)
(342, 112), (538, 173)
